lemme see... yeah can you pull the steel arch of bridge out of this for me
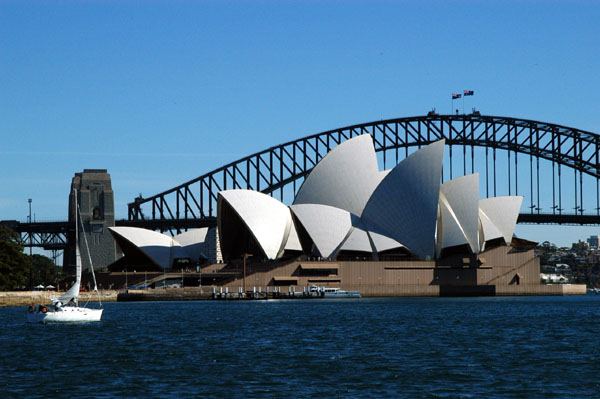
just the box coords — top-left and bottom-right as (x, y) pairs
(128, 113), (600, 229)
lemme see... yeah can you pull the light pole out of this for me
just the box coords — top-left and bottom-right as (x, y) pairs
(198, 263), (202, 292)
(28, 199), (32, 256)
(243, 253), (252, 297)
(243, 254), (247, 296)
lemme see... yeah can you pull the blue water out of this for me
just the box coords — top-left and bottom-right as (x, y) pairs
(2, 295), (600, 398)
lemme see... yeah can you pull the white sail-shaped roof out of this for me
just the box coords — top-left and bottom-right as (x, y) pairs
(361, 140), (445, 260)
(342, 218), (403, 253)
(290, 204), (353, 259)
(376, 169), (391, 186)
(218, 190), (292, 260)
(479, 196), (523, 244)
(438, 194), (465, 254)
(368, 230), (404, 253)
(478, 208), (503, 244)
(108, 226), (189, 269)
(284, 217), (303, 251)
(174, 228), (208, 244)
(293, 134), (380, 216)
(438, 174), (480, 253)
(174, 228), (209, 261)
(214, 134), (527, 262)
(340, 227), (373, 253)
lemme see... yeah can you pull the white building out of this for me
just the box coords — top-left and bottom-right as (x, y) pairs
(218, 135), (523, 262)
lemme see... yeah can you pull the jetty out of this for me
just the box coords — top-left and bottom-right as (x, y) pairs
(117, 285), (327, 302)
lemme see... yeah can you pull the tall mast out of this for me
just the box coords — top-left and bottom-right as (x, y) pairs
(77, 191), (103, 307)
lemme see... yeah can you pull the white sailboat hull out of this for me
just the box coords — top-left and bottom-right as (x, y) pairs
(27, 307), (103, 323)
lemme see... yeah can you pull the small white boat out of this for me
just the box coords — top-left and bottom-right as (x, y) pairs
(309, 285), (361, 298)
(27, 189), (103, 323)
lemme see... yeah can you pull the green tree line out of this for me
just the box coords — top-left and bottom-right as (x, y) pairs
(0, 225), (62, 291)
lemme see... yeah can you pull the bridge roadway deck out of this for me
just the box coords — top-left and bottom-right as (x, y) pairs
(3, 213), (600, 250)
(0, 218), (217, 250)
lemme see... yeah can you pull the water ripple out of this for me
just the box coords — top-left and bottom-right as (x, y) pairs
(2, 296), (600, 398)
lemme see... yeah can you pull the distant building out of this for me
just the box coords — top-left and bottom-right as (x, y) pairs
(540, 273), (570, 284)
(541, 265), (556, 273)
(588, 235), (599, 248)
(572, 240), (589, 252)
(555, 264), (572, 275)
(587, 252), (600, 264)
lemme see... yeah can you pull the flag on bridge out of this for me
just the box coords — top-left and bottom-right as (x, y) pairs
(464, 90), (474, 96)
(452, 93), (461, 99)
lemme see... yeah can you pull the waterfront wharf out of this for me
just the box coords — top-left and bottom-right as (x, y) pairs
(117, 286), (325, 302)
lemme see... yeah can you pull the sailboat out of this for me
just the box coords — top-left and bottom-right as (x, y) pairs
(27, 190), (103, 323)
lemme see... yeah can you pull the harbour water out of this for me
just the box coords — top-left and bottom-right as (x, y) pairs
(2, 295), (600, 398)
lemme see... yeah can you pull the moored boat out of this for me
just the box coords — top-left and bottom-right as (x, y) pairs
(309, 285), (361, 298)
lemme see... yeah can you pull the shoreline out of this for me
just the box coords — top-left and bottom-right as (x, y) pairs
(0, 283), (587, 307)
(0, 290), (119, 307)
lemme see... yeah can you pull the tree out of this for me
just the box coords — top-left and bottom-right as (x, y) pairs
(0, 226), (31, 290)
(0, 226), (61, 291)
(29, 254), (62, 288)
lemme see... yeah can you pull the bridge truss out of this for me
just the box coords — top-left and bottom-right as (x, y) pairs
(0, 221), (70, 251)
(127, 113), (600, 231)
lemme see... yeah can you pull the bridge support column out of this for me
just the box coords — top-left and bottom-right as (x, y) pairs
(64, 169), (117, 274)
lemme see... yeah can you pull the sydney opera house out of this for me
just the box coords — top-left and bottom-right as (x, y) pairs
(107, 135), (576, 296)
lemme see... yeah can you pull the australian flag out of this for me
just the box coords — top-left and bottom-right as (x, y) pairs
(464, 90), (474, 96)
(452, 93), (461, 99)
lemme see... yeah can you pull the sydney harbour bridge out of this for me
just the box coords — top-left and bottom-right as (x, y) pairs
(5, 112), (600, 257)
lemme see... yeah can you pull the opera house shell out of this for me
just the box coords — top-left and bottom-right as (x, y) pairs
(108, 226), (211, 271)
(107, 134), (586, 296)
(218, 135), (523, 263)
(105, 133), (587, 296)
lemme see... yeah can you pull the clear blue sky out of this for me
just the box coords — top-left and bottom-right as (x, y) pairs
(1, 0), (599, 248)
